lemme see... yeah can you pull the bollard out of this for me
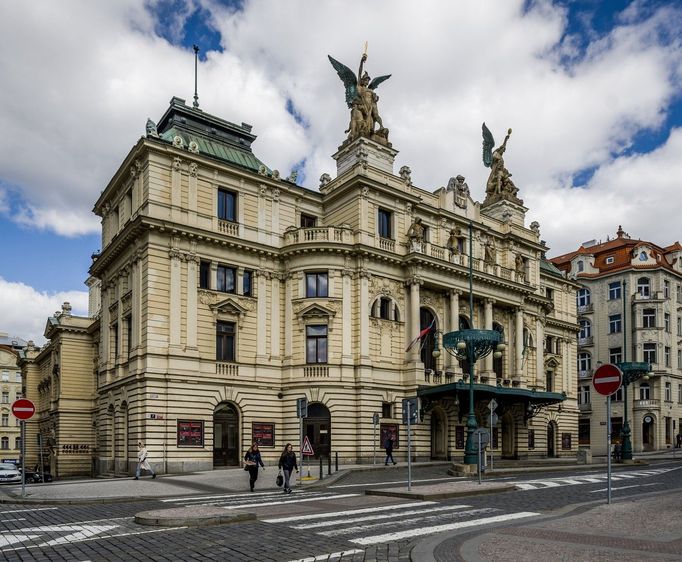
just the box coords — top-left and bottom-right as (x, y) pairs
(327, 454), (332, 475)
(335, 451), (339, 472)
(319, 456), (323, 480)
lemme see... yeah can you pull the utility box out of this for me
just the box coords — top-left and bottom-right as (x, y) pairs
(577, 448), (592, 465)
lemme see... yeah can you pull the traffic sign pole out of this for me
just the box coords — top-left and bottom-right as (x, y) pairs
(407, 400), (412, 491)
(21, 421), (25, 498)
(592, 364), (622, 506)
(607, 395), (612, 504)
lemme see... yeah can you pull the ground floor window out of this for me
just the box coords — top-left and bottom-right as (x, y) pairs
(578, 419), (590, 445)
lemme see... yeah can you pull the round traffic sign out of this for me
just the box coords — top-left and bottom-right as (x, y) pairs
(11, 399), (35, 421)
(592, 364), (623, 396)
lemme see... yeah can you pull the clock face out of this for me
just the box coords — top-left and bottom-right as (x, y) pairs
(639, 251), (647, 261)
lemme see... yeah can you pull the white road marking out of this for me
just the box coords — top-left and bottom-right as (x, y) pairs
(589, 483), (658, 493)
(36, 525), (119, 547)
(293, 504), (473, 530)
(514, 467), (678, 490)
(0, 518), (25, 523)
(0, 534), (41, 547)
(319, 508), (497, 538)
(287, 549), (364, 562)
(350, 511), (540, 545)
(172, 491), (323, 506)
(263, 501), (436, 523)
(329, 476), (460, 488)
(162, 489), (303, 502)
(221, 493), (361, 510)
(0, 508), (58, 514)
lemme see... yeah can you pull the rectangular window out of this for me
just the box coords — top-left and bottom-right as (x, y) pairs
(300, 213), (317, 228)
(377, 209), (392, 239)
(639, 384), (650, 400)
(665, 346), (671, 367)
(679, 349), (682, 369)
(678, 384), (682, 404)
(1, 414), (7, 428)
(664, 280), (670, 299)
(15, 372), (21, 383)
(665, 382), (672, 402)
(216, 265), (236, 293)
(678, 316), (682, 335)
(546, 287), (554, 301)
(578, 385), (590, 405)
(578, 419), (590, 445)
(1, 371), (8, 382)
(242, 270), (253, 297)
(382, 402), (392, 418)
(665, 313), (671, 333)
(306, 325), (328, 363)
(643, 343), (656, 364)
(608, 281), (622, 300)
(126, 315), (132, 357)
(608, 314), (622, 334)
(609, 347), (622, 364)
(1, 392), (8, 404)
(613, 387), (623, 402)
(217, 189), (237, 222)
(112, 323), (119, 360)
(305, 272), (328, 298)
(216, 321), (236, 362)
(199, 261), (211, 289)
(379, 297), (391, 320)
(643, 308), (656, 328)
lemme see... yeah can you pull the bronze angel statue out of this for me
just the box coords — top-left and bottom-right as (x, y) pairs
(482, 123), (520, 202)
(328, 53), (391, 144)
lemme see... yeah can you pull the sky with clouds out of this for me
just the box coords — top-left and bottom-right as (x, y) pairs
(0, 0), (681, 343)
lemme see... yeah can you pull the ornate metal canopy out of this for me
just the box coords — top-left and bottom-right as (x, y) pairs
(442, 328), (501, 362)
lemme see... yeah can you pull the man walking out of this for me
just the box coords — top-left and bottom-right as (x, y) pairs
(384, 436), (396, 466)
(134, 441), (156, 480)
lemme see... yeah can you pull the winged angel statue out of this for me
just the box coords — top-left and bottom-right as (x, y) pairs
(328, 53), (391, 145)
(482, 123), (521, 204)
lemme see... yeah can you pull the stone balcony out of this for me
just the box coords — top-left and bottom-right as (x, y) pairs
(578, 336), (594, 347)
(578, 369), (593, 380)
(634, 398), (660, 409)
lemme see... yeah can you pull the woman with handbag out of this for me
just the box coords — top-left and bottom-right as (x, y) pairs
(244, 442), (265, 492)
(278, 442), (298, 494)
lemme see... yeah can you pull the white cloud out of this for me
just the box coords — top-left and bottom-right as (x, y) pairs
(0, 277), (89, 345)
(0, 0), (680, 258)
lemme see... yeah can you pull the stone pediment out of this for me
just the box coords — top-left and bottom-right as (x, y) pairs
(545, 357), (560, 369)
(293, 300), (339, 324)
(209, 296), (256, 326)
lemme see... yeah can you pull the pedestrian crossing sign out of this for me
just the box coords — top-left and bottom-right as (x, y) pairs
(302, 435), (315, 456)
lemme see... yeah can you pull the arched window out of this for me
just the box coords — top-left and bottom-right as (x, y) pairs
(576, 260), (584, 272)
(576, 288), (591, 308)
(637, 277), (650, 297)
(577, 352), (591, 373)
(578, 319), (592, 340)
(372, 297), (400, 322)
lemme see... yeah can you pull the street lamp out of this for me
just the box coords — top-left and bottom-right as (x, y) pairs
(617, 280), (651, 461)
(434, 221), (505, 464)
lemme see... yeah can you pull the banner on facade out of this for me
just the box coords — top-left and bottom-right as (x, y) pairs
(252, 422), (275, 447)
(177, 420), (204, 447)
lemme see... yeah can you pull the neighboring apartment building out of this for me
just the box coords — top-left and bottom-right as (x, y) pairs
(0, 333), (26, 462)
(25, 92), (579, 476)
(551, 227), (682, 455)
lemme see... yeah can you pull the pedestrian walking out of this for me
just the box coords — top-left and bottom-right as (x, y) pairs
(278, 442), (299, 494)
(134, 441), (156, 480)
(244, 442), (265, 491)
(384, 436), (396, 466)
(676, 433), (681, 448)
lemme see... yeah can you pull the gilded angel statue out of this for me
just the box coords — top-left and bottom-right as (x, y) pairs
(328, 52), (391, 144)
(482, 123), (520, 202)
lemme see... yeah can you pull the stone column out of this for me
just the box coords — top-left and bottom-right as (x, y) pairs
(515, 308), (524, 380)
(171, 157), (182, 221)
(186, 256), (198, 349)
(483, 299), (494, 375)
(284, 273), (294, 365)
(408, 278), (421, 363)
(449, 290), (461, 372)
(359, 271), (371, 362)
(169, 249), (182, 349)
(536, 316), (545, 388)
(188, 163), (198, 226)
(270, 274), (281, 361)
(256, 270), (269, 361)
(341, 269), (353, 364)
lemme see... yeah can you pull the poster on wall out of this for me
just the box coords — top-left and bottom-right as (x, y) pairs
(252, 422), (275, 447)
(562, 432), (572, 450)
(177, 420), (204, 447)
(380, 423), (399, 449)
(455, 426), (464, 449)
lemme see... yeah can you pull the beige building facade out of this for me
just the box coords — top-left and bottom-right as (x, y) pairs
(24, 93), (580, 476)
(0, 334), (26, 462)
(552, 227), (682, 455)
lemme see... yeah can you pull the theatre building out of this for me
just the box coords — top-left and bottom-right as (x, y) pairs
(24, 86), (579, 475)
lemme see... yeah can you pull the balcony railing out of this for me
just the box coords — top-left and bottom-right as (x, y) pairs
(304, 365), (329, 378)
(218, 220), (239, 236)
(284, 226), (352, 245)
(578, 336), (594, 347)
(578, 402), (592, 412)
(216, 362), (239, 377)
(379, 237), (395, 252)
(578, 369), (593, 380)
(577, 303), (593, 314)
(634, 398), (659, 409)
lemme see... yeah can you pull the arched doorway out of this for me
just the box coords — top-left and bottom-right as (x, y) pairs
(304, 403), (331, 459)
(547, 421), (557, 457)
(501, 412), (516, 459)
(430, 409), (448, 460)
(420, 308), (437, 371)
(214, 403), (240, 467)
(642, 415), (655, 451)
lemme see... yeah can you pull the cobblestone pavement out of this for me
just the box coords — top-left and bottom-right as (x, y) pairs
(0, 461), (678, 561)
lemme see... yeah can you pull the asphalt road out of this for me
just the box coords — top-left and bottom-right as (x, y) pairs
(0, 461), (680, 561)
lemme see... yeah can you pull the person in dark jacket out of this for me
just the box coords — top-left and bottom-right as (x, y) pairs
(384, 436), (396, 466)
(244, 442), (265, 491)
(278, 442), (299, 494)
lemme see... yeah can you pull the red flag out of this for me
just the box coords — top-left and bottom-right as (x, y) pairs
(405, 318), (436, 352)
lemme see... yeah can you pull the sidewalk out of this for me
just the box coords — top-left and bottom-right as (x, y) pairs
(418, 489), (682, 561)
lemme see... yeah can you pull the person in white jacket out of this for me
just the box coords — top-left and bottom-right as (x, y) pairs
(134, 441), (156, 480)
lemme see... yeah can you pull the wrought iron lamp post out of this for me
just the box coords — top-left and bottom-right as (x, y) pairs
(616, 280), (651, 461)
(433, 222), (505, 464)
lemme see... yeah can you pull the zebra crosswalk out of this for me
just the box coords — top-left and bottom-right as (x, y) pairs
(263, 500), (539, 547)
(159, 489), (361, 510)
(513, 467), (675, 490)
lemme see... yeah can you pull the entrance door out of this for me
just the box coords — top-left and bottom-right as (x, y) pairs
(214, 403), (239, 467)
(642, 417), (654, 451)
(304, 403), (331, 459)
(547, 422), (556, 457)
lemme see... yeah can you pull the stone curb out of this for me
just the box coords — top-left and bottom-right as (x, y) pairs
(134, 507), (256, 527)
(366, 483), (515, 501)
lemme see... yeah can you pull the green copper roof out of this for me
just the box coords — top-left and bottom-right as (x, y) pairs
(540, 259), (565, 278)
(418, 381), (566, 403)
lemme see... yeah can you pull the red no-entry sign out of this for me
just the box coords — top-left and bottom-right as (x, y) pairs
(592, 364), (623, 396)
(11, 399), (35, 421)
